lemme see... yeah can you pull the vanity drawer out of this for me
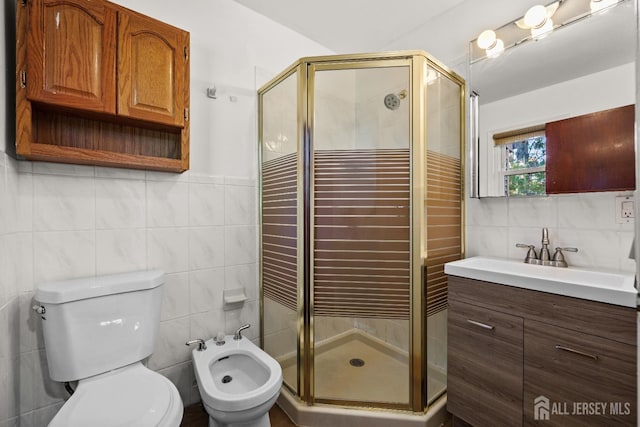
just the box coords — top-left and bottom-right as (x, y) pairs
(524, 319), (636, 426)
(448, 299), (523, 427)
(448, 276), (636, 346)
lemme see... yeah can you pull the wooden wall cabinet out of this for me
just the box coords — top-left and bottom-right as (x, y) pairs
(447, 276), (636, 427)
(27, 0), (117, 114)
(117, 12), (187, 127)
(17, 0), (190, 172)
(545, 104), (635, 194)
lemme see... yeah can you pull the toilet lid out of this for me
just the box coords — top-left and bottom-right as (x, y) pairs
(50, 365), (178, 427)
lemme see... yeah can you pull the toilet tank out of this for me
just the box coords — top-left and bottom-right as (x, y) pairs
(35, 270), (165, 382)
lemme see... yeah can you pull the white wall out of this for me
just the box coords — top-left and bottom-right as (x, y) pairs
(0, 0), (332, 424)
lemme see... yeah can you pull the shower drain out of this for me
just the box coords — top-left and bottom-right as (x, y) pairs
(349, 358), (365, 367)
(222, 375), (233, 384)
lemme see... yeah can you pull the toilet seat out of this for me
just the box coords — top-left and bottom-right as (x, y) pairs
(49, 363), (183, 427)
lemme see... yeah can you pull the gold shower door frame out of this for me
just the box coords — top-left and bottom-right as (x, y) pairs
(258, 51), (466, 413)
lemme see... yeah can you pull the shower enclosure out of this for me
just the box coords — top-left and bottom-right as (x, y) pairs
(258, 51), (464, 413)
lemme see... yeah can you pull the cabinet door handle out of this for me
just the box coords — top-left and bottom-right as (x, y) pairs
(466, 319), (495, 330)
(555, 345), (599, 361)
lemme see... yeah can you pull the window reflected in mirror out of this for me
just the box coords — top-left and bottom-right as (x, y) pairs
(503, 135), (546, 197)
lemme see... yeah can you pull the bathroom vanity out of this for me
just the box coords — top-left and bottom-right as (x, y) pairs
(445, 257), (637, 427)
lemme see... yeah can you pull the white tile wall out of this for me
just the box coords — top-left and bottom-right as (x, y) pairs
(0, 153), (261, 420)
(466, 193), (636, 272)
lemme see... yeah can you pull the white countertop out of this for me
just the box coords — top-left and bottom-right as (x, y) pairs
(444, 256), (638, 308)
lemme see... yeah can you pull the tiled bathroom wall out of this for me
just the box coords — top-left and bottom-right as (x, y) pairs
(466, 193), (636, 272)
(0, 151), (259, 423)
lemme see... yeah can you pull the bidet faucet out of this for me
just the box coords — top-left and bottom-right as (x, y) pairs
(234, 324), (251, 340)
(185, 339), (207, 351)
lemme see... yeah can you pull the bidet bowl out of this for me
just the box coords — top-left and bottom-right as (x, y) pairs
(191, 335), (283, 414)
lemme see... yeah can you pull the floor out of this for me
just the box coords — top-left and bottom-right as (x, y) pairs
(181, 402), (296, 427)
(280, 330), (446, 405)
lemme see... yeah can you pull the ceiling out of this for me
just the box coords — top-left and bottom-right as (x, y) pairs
(233, 0), (635, 104)
(231, 0), (468, 53)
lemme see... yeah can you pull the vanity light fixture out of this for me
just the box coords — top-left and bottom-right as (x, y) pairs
(590, 0), (620, 12)
(476, 29), (505, 58)
(471, 0), (627, 63)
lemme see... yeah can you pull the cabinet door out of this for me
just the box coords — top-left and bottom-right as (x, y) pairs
(27, 0), (116, 113)
(117, 12), (187, 127)
(524, 320), (636, 426)
(448, 300), (524, 427)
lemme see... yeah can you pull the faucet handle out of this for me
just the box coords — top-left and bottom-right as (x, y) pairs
(552, 247), (578, 268)
(516, 243), (538, 263)
(557, 247), (578, 253)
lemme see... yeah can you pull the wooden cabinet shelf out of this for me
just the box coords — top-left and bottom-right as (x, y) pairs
(447, 276), (637, 427)
(17, 0), (190, 172)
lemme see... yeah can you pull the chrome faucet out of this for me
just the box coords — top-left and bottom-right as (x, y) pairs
(185, 339), (207, 351)
(234, 324), (251, 340)
(516, 228), (578, 268)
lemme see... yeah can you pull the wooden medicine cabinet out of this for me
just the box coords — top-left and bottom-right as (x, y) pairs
(545, 104), (635, 194)
(16, 0), (190, 172)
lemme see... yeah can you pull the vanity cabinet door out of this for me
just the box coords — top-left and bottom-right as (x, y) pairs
(524, 320), (636, 426)
(27, 0), (117, 113)
(117, 11), (188, 127)
(448, 300), (524, 427)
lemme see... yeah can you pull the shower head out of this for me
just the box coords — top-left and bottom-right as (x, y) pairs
(383, 90), (407, 110)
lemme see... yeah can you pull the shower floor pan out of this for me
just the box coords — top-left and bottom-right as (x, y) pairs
(279, 328), (446, 405)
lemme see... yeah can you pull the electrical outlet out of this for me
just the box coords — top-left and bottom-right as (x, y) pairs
(616, 195), (635, 224)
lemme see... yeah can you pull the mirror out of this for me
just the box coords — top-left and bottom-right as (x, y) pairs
(469, 0), (636, 197)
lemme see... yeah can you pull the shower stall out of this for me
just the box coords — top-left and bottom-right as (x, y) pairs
(258, 51), (464, 414)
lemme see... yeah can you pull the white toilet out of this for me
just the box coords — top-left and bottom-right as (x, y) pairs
(189, 326), (282, 427)
(35, 270), (183, 427)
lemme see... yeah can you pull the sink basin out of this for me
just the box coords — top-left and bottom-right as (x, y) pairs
(444, 256), (637, 307)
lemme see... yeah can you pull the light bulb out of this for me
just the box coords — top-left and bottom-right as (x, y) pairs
(524, 5), (548, 28)
(590, 0), (620, 12)
(486, 38), (505, 58)
(531, 17), (553, 39)
(477, 30), (497, 50)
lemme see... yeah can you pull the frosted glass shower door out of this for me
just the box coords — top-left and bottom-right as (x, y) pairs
(260, 72), (300, 393)
(310, 64), (412, 406)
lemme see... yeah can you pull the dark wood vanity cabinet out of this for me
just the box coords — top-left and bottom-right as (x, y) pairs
(448, 276), (636, 427)
(448, 300), (523, 427)
(524, 320), (636, 426)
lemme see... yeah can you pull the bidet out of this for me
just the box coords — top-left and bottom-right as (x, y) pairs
(190, 333), (282, 427)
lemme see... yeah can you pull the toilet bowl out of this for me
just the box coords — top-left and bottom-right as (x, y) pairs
(191, 335), (282, 427)
(49, 362), (183, 427)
